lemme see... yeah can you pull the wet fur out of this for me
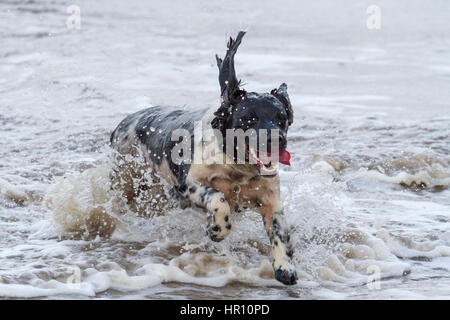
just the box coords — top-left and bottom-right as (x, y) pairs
(110, 32), (297, 285)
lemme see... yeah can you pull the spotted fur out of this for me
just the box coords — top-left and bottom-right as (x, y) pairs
(110, 31), (297, 285)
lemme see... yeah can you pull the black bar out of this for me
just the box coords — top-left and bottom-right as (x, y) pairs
(0, 300), (446, 319)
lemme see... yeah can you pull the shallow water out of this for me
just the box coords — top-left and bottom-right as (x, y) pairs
(0, 0), (449, 299)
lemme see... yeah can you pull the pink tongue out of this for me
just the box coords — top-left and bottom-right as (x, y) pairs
(257, 150), (291, 167)
(279, 150), (291, 166)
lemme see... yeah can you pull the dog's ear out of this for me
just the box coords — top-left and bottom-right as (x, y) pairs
(215, 31), (246, 105)
(271, 83), (293, 126)
(212, 31), (247, 133)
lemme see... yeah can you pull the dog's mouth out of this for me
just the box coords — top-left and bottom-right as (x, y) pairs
(245, 144), (291, 175)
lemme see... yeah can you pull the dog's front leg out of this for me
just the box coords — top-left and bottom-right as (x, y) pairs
(178, 181), (232, 242)
(265, 209), (297, 285)
(260, 195), (297, 285)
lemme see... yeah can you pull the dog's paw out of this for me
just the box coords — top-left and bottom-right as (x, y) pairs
(274, 267), (298, 285)
(206, 194), (231, 242)
(272, 247), (297, 285)
(206, 225), (226, 242)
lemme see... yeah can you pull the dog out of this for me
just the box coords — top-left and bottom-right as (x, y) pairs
(110, 31), (297, 285)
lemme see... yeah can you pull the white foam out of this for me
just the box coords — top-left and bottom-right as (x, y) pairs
(0, 178), (29, 204)
(347, 163), (450, 189)
(0, 282), (95, 298)
(43, 164), (122, 237)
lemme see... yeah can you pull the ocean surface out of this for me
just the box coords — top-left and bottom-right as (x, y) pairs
(0, 0), (449, 299)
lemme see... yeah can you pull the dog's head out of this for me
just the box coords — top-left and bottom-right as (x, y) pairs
(211, 31), (294, 175)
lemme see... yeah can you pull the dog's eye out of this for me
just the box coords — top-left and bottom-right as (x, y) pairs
(276, 113), (287, 127)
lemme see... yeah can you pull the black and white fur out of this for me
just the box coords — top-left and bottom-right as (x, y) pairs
(110, 31), (297, 285)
